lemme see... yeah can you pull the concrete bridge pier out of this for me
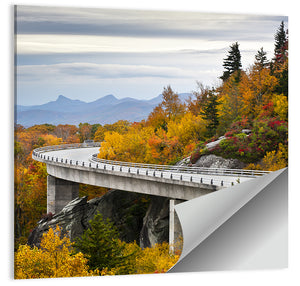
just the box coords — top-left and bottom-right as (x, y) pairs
(47, 175), (79, 214)
(169, 199), (183, 253)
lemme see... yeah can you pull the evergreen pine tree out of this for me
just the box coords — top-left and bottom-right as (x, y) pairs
(254, 47), (269, 70)
(74, 212), (130, 272)
(220, 42), (242, 82)
(274, 21), (287, 64)
(271, 21), (288, 97)
(201, 90), (220, 138)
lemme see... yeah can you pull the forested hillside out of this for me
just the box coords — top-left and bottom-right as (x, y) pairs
(97, 22), (288, 170)
(14, 21), (288, 278)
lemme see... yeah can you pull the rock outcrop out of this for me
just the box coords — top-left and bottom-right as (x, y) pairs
(28, 190), (170, 248)
(193, 154), (246, 169)
(140, 196), (169, 248)
(176, 153), (245, 169)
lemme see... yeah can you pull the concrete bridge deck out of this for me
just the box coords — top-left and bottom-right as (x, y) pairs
(32, 143), (270, 249)
(32, 143), (270, 211)
(33, 146), (261, 187)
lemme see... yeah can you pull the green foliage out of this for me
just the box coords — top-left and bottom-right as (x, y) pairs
(274, 21), (288, 64)
(272, 21), (288, 97)
(220, 42), (242, 82)
(200, 90), (220, 137)
(254, 47), (269, 70)
(74, 212), (136, 273)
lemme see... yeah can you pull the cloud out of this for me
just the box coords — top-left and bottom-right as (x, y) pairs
(16, 6), (287, 41)
(16, 34), (234, 55)
(17, 62), (207, 82)
(15, 6), (288, 105)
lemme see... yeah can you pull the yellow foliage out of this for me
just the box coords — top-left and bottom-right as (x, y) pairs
(101, 242), (180, 276)
(260, 143), (287, 171)
(245, 143), (287, 171)
(219, 75), (247, 116)
(41, 134), (63, 146)
(167, 113), (205, 149)
(98, 112), (207, 165)
(98, 127), (154, 163)
(135, 242), (180, 274)
(244, 163), (263, 171)
(273, 94), (288, 121)
(15, 226), (99, 279)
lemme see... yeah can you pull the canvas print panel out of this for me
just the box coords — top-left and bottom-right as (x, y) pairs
(14, 5), (288, 279)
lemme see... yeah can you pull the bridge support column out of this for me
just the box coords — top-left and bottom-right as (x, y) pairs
(169, 199), (183, 253)
(47, 175), (79, 214)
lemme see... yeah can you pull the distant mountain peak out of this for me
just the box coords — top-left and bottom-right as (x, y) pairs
(57, 95), (71, 101)
(91, 94), (119, 105)
(102, 94), (117, 99)
(17, 92), (193, 127)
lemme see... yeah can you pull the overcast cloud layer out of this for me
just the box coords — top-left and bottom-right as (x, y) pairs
(15, 6), (288, 105)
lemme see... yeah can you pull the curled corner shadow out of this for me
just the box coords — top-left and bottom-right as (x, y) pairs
(168, 168), (288, 272)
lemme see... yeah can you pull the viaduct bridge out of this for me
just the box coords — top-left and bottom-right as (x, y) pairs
(32, 142), (270, 247)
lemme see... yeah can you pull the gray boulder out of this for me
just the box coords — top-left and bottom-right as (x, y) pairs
(193, 154), (245, 169)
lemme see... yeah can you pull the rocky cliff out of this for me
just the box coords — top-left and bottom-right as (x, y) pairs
(28, 190), (169, 248)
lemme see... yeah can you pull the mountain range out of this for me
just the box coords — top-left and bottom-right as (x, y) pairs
(16, 93), (192, 127)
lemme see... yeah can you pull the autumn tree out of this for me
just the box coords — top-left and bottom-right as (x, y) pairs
(78, 123), (92, 142)
(187, 82), (210, 116)
(93, 125), (106, 142)
(220, 42), (242, 82)
(167, 112), (205, 153)
(54, 124), (79, 143)
(90, 124), (101, 139)
(134, 242), (180, 274)
(217, 73), (246, 133)
(161, 85), (185, 122)
(15, 226), (98, 279)
(147, 104), (168, 131)
(94, 120), (131, 142)
(14, 124), (79, 248)
(147, 130), (181, 164)
(15, 160), (47, 248)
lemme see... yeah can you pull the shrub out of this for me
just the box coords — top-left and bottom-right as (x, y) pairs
(209, 117), (287, 164)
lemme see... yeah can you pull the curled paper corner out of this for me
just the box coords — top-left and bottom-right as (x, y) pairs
(168, 168), (288, 272)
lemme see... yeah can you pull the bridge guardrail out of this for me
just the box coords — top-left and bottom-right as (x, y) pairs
(32, 143), (271, 188)
(33, 142), (101, 153)
(90, 154), (270, 178)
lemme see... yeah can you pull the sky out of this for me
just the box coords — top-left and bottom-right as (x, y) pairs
(15, 5), (288, 105)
